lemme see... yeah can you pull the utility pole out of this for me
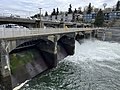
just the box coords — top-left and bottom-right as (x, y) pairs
(39, 8), (42, 28)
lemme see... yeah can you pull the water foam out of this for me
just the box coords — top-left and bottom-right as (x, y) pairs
(63, 39), (120, 89)
(66, 39), (120, 63)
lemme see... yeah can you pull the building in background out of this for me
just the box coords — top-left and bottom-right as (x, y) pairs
(43, 13), (83, 23)
(83, 12), (96, 23)
(32, 1), (120, 27)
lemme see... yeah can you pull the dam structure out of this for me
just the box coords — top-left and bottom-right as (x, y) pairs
(0, 28), (103, 90)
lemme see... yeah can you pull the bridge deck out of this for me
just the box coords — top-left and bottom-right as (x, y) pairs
(0, 28), (102, 40)
(0, 16), (35, 23)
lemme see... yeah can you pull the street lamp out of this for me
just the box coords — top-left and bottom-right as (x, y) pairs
(38, 8), (42, 19)
(38, 8), (42, 28)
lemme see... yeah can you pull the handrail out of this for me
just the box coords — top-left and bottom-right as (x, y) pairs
(0, 28), (103, 39)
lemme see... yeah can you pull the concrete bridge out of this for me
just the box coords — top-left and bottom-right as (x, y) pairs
(0, 16), (88, 28)
(0, 28), (103, 90)
(0, 16), (38, 28)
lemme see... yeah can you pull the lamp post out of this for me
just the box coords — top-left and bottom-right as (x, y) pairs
(38, 8), (42, 28)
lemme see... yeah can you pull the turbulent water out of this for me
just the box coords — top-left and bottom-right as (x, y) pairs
(21, 39), (120, 90)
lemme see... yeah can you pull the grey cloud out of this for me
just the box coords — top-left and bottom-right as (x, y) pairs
(0, 0), (118, 16)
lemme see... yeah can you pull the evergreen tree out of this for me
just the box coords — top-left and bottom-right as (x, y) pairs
(51, 8), (56, 15)
(55, 15), (57, 19)
(45, 11), (48, 16)
(56, 8), (59, 15)
(76, 16), (79, 21)
(68, 4), (72, 14)
(78, 7), (83, 14)
(74, 8), (77, 13)
(94, 9), (104, 27)
(70, 4), (72, 8)
(71, 12), (75, 22)
(87, 3), (92, 14)
(65, 13), (68, 16)
(116, 1), (120, 11)
(31, 14), (39, 18)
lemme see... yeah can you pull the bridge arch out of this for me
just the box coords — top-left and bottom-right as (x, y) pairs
(75, 32), (85, 42)
(57, 35), (75, 56)
(9, 38), (57, 88)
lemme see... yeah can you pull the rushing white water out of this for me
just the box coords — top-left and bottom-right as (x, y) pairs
(64, 39), (120, 90)
(21, 39), (120, 90)
(67, 39), (120, 62)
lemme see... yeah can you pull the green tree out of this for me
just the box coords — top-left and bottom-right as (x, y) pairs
(74, 8), (77, 13)
(65, 13), (68, 16)
(94, 9), (104, 27)
(87, 3), (92, 14)
(68, 4), (72, 14)
(71, 12), (75, 22)
(51, 8), (56, 15)
(78, 7), (83, 14)
(56, 8), (59, 15)
(116, 1), (120, 11)
(45, 11), (48, 16)
(31, 14), (40, 18)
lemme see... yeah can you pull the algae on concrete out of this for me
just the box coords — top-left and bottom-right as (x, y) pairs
(10, 49), (37, 74)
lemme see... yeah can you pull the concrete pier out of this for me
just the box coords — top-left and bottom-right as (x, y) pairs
(0, 40), (12, 90)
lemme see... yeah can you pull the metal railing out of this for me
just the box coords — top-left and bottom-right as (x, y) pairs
(0, 28), (101, 39)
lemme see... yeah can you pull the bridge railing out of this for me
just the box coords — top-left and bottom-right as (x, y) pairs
(0, 28), (101, 39)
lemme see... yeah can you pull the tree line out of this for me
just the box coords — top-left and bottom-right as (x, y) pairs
(31, 1), (120, 27)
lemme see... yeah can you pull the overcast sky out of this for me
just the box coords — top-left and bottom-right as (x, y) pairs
(0, 0), (118, 17)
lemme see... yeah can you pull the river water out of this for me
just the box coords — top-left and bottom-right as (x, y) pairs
(21, 39), (120, 90)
